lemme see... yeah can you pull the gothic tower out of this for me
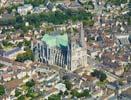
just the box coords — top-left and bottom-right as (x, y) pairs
(67, 21), (87, 71)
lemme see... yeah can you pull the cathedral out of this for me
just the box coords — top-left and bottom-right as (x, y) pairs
(32, 22), (87, 71)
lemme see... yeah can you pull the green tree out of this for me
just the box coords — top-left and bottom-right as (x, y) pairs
(48, 94), (61, 100)
(0, 63), (4, 68)
(81, 89), (90, 97)
(99, 72), (107, 82)
(2, 40), (13, 47)
(17, 95), (25, 100)
(24, 39), (31, 47)
(71, 89), (90, 98)
(71, 89), (81, 98)
(0, 85), (5, 96)
(16, 49), (34, 62)
(84, 1), (94, 10)
(64, 80), (72, 90)
(91, 70), (107, 81)
(17, 42), (23, 48)
(15, 89), (21, 97)
(0, 44), (3, 49)
(26, 79), (35, 88)
(24, 0), (47, 6)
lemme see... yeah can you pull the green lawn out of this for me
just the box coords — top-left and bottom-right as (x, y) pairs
(3, 46), (13, 51)
(96, 80), (108, 87)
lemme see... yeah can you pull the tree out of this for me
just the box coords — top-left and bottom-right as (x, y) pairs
(71, 89), (80, 98)
(0, 85), (5, 96)
(0, 63), (4, 68)
(0, 44), (3, 49)
(26, 88), (38, 98)
(71, 89), (90, 98)
(24, 39), (31, 47)
(48, 94), (61, 100)
(17, 42), (23, 48)
(17, 95), (25, 100)
(83, 20), (94, 26)
(91, 70), (107, 82)
(24, 0), (47, 7)
(64, 91), (69, 96)
(26, 79), (35, 88)
(15, 89), (21, 97)
(16, 50), (34, 62)
(64, 80), (72, 90)
(99, 72), (107, 82)
(2, 40), (13, 47)
(81, 89), (90, 97)
(84, 1), (94, 10)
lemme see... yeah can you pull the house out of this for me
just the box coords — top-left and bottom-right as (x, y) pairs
(77, 0), (87, 4)
(1, 74), (12, 81)
(17, 4), (33, 15)
(92, 89), (104, 98)
(68, 1), (82, 9)
(0, 47), (22, 58)
(116, 35), (130, 45)
(0, 34), (6, 41)
(82, 74), (98, 84)
(113, 66), (124, 76)
(55, 83), (67, 92)
(57, 4), (67, 11)
(121, 88), (131, 99)
(0, 66), (8, 72)
(17, 71), (26, 79)
(5, 79), (23, 90)
(0, 56), (13, 66)
(101, 88), (115, 100)
(0, 56), (26, 67)
(33, 5), (46, 14)
(11, 0), (24, 5)
(46, 2), (54, 11)
(24, 34), (32, 41)
(11, 36), (24, 43)
(44, 87), (59, 99)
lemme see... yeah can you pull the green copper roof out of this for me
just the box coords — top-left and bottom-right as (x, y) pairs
(41, 33), (68, 47)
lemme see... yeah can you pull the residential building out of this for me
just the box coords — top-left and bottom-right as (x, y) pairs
(17, 4), (33, 15)
(11, 0), (24, 5)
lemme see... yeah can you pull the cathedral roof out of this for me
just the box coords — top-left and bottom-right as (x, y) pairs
(41, 33), (68, 47)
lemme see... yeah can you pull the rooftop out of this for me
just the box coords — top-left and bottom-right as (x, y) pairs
(41, 33), (68, 47)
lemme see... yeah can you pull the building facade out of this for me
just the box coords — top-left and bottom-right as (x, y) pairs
(32, 22), (87, 71)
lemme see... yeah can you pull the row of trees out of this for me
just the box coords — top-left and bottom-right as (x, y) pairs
(24, 0), (47, 7)
(0, 9), (93, 32)
(25, 9), (93, 25)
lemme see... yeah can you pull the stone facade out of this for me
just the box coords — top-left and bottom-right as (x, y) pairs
(32, 22), (87, 71)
